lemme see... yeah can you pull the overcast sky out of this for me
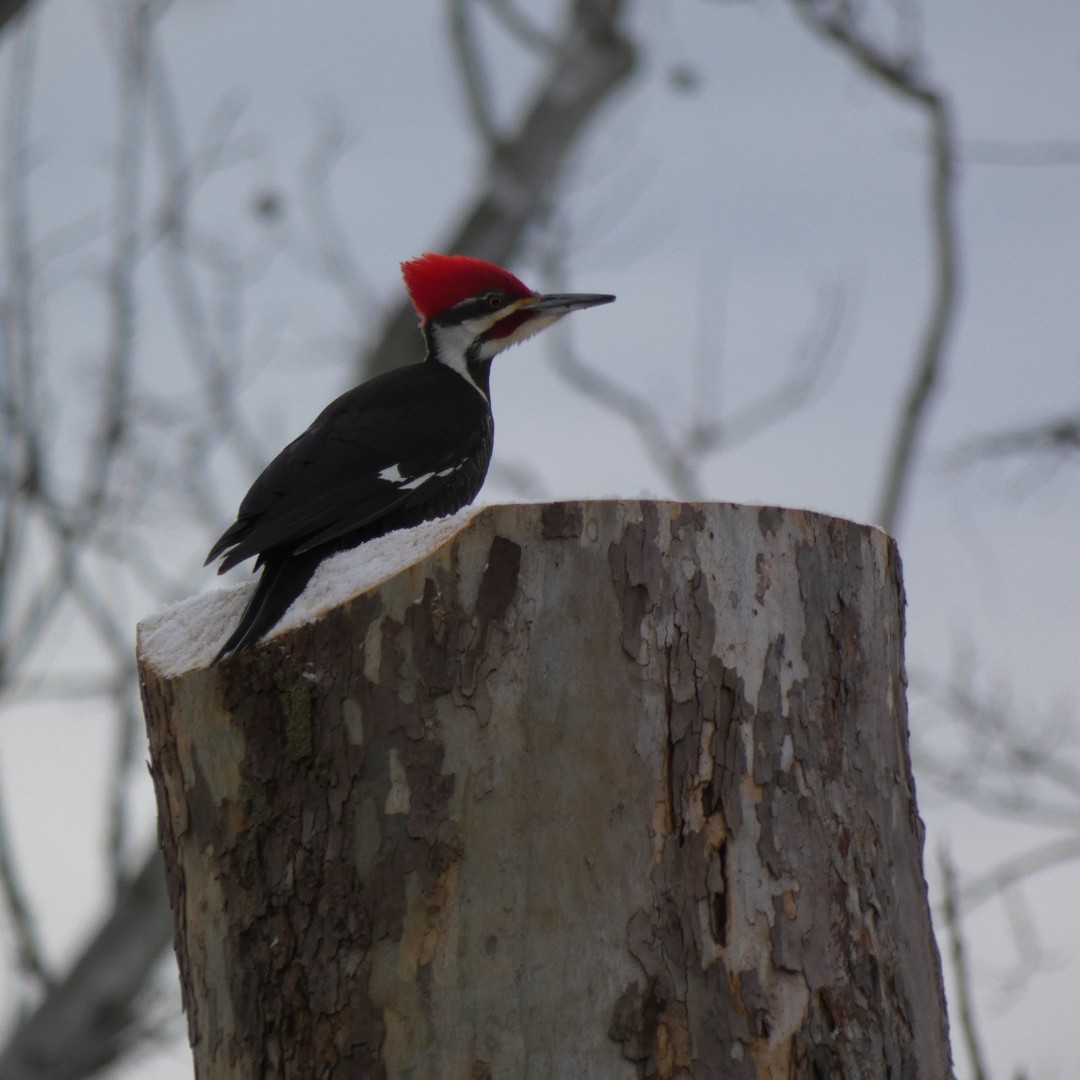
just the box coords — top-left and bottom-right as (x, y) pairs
(2, 1), (1079, 1077)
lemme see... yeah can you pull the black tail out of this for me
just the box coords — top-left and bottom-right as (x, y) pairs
(216, 551), (325, 659)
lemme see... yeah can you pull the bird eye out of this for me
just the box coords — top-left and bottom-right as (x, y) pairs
(486, 293), (504, 310)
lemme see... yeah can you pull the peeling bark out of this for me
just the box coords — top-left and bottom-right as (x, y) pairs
(138, 501), (951, 1079)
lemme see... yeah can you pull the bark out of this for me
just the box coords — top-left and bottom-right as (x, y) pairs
(138, 500), (952, 1079)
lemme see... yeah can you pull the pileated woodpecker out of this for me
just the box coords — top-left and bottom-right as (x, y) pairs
(206, 253), (615, 657)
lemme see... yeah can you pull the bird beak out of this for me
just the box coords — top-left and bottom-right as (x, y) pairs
(523, 292), (616, 316)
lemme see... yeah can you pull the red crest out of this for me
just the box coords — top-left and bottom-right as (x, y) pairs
(401, 254), (534, 320)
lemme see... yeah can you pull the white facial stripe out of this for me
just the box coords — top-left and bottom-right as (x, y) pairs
(429, 321), (485, 393)
(430, 300), (569, 385)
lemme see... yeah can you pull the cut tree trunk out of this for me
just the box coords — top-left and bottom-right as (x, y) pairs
(137, 501), (952, 1080)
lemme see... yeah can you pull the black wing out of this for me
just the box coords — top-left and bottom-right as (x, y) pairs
(206, 361), (492, 573)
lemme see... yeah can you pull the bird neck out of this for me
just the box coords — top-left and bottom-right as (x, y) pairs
(423, 322), (493, 401)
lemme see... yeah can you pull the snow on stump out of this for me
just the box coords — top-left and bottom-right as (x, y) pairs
(137, 501), (951, 1080)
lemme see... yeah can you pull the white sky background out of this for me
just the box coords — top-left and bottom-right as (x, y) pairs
(1, 1), (1079, 1077)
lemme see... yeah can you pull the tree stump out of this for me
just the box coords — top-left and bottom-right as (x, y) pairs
(137, 501), (952, 1079)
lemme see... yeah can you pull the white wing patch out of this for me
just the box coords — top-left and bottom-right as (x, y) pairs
(379, 463), (460, 490)
(403, 472), (433, 490)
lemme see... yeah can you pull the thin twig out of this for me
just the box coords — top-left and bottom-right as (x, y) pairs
(688, 284), (847, 454)
(0, 848), (175, 1080)
(789, 0), (960, 536)
(939, 846), (990, 1080)
(481, 0), (558, 52)
(547, 324), (704, 499)
(959, 835), (1080, 913)
(143, 32), (267, 477)
(943, 413), (1080, 468)
(0, 11), (55, 998)
(76, 1), (150, 526)
(356, 0), (636, 382)
(914, 669), (1080, 822)
(963, 138), (1080, 167)
(0, 761), (52, 987)
(537, 235), (845, 498)
(300, 116), (379, 322)
(487, 460), (550, 499)
(0, 11), (40, 672)
(0, 0), (35, 39)
(448, 0), (502, 147)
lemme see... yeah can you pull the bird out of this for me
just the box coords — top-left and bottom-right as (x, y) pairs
(206, 253), (615, 658)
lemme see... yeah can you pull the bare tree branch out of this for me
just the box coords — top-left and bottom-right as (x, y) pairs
(142, 37), (269, 480)
(448, 0), (502, 146)
(480, 0), (558, 53)
(0, 0), (34, 40)
(913, 665), (1080, 828)
(959, 835), (1080, 914)
(0, 763), (51, 989)
(356, 0), (636, 382)
(0, 5), (640, 1076)
(73, 2), (149, 528)
(547, 321), (705, 498)
(789, 0), (960, 536)
(537, 236), (845, 499)
(0, 4), (185, 1069)
(686, 285), (847, 454)
(914, 656), (1080, 1031)
(298, 114), (379, 324)
(487, 459), (550, 499)
(939, 846), (989, 1080)
(963, 138), (1080, 167)
(944, 412), (1080, 468)
(0, 10), (42, 669)
(0, 4), (55, 1002)
(0, 850), (174, 1080)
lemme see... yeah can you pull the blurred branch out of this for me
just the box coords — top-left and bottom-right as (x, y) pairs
(74, 3), (149, 531)
(939, 846), (989, 1080)
(687, 284), (846, 454)
(0, 3), (195, 1071)
(0, 0), (55, 1005)
(2, 7), (632, 1074)
(487, 459), (550, 500)
(959, 835), (1080, 913)
(143, 39), (269, 483)
(546, 322), (704, 499)
(1, 8), (43, 676)
(449, 0), (501, 146)
(0, 764), (51, 989)
(357, 0), (636, 382)
(298, 115), (379, 324)
(480, 0), (558, 53)
(789, 0), (960, 536)
(914, 667), (1080, 829)
(915, 658), (1080, 1027)
(0, 850), (174, 1080)
(538, 238), (845, 499)
(944, 412), (1080, 467)
(0, 0), (34, 39)
(963, 138), (1080, 167)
